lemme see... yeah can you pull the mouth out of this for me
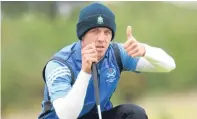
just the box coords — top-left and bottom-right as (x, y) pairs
(96, 46), (105, 52)
(96, 46), (104, 48)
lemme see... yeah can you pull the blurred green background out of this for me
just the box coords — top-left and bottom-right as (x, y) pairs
(1, 1), (197, 119)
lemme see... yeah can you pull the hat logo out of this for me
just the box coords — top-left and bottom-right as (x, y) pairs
(97, 15), (103, 24)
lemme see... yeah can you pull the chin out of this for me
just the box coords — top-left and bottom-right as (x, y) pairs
(98, 53), (105, 59)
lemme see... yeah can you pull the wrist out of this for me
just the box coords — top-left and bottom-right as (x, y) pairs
(140, 43), (146, 57)
(140, 43), (153, 58)
(78, 70), (92, 81)
(82, 68), (91, 74)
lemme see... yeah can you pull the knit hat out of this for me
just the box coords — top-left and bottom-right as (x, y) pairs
(76, 3), (116, 40)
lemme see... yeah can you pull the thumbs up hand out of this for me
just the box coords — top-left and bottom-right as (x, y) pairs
(123, 26), (146, 57)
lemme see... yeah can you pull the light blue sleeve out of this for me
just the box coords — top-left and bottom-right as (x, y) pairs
(45, 60), (72, 102)
(117, 43), (140, 71)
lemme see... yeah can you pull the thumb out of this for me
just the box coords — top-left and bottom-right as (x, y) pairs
(92, 42), (95, 47)
(126, 26), (132, 41)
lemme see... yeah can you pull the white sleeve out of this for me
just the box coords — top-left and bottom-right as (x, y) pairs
(136, 43), (176, 72)
(52, 70), (91, 119)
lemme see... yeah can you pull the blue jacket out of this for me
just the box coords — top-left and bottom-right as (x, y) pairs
(38, 41), (139, 119)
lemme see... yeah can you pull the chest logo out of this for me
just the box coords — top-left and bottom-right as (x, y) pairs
(106, 68), (116, 83)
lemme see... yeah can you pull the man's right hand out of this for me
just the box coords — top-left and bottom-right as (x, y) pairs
(81, 43), (98, 74)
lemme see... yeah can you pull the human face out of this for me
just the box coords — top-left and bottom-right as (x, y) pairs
(81, 27), (112, 60)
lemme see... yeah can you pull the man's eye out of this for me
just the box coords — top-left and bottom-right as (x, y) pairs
(105, 31), (112, 35)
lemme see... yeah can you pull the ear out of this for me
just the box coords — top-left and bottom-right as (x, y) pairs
(81, 37), (85, 48)
(81, 36), (84, 40)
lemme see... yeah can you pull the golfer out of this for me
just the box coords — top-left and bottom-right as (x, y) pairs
(38, 2), (176, 119)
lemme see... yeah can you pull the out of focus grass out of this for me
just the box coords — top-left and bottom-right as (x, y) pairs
(136, 91), (197, 119)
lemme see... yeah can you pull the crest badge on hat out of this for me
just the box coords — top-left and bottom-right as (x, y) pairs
(97, 15), (104, 24)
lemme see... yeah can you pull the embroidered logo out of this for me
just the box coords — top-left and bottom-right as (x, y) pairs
(106, 68), (116, 83)
(97, 15), (104, 24)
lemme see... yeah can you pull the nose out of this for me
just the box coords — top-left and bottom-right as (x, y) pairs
(97, 32), (105, 42)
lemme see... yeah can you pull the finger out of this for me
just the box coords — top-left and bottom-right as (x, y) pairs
(91, 42), (96, 49)
(126, 26), (137, 42)
(82, 43), (96, 50)
(92, 42), (95, 46)
(132, 36), (137, 41)
(123, 26), (133, 49)
(82, 49), (97, 54)
(83, 51), (97, 58)
(82, 45), (92, 52)
(125, 42), (138, 52)
(131, 52), (141, 57)
(127, 26), (132, 41)
(128, 48), (139, 56)
(81, 44), (96, 53)
(90, 57), (98, 63)
(85, 56), (98, 63)
(123, 39), (135, 49)
(82, 51), (97, 59)
(90, 52), (98, 59)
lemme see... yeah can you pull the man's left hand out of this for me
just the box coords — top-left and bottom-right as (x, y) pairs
(123, 26), (146, 57)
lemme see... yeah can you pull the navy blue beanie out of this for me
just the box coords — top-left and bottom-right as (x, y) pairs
(77, 3), (116, 40)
